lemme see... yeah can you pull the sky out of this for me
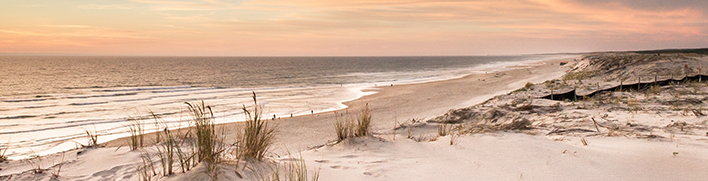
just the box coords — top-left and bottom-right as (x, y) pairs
(1, 0), (707, 56)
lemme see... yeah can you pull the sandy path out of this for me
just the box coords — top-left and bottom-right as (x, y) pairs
(106, 57), (573, 154)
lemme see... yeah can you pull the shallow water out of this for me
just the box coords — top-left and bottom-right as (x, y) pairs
(0, 55), (566, 159)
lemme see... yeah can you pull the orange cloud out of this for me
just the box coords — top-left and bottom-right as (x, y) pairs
(1, 0), (707, 56)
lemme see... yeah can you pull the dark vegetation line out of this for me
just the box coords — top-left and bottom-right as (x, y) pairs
(541, 74), (708, 101)
(633, 48), (708, 55)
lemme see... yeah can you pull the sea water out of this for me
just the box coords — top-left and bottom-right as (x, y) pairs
(0, 55), (567, 159)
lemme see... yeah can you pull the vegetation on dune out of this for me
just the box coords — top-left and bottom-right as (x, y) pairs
(334, 104), (372, 141)
(240, 91), (276, 161)
(260, 153), (320, 181)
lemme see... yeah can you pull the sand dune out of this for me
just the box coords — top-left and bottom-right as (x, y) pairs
(6, 53), (707, 181)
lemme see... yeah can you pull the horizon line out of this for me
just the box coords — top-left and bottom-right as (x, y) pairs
(1, 47), (706, 57)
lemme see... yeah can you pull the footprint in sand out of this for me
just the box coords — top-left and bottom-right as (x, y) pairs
(330, 165), (354, 169)
(363, 171), (382, 177)
(91, 164), (127, 179)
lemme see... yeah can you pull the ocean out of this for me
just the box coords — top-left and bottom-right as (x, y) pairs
(0, 55), (565, 159)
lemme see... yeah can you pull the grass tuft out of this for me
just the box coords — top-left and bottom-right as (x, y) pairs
(355, 104), (372, 137)
(83, 127), (99, 148)
(139, 150), (157, 181)
(27, 153), (43, 174)
(438, 123), (449, 136)
(450, 133), (458, 145)
(334, 111), (355, 141)
(185, 100), (226, 176)
(156, 130), (176, 176)
(128, 118), (145, 151)
(334, 104), (372, 141)
(261, 154), (320, 181)
(50, 152), (65, 179)
(240, 92), (276, 161)
(0, 142), (8, 163)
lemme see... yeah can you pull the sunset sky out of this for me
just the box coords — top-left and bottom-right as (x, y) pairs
(1, 0), (707, 56)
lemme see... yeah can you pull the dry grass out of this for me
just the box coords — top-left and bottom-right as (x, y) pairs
(27, 153), (43, 174)
(334, 111), (355, 141)
(0, 142), (8, 163)
(83, 127), (99, 148)
(355, 104), (372, 137)
(240, 92), (276, 161)
(50, 152), (65, 179)
(334, 104), (372, 141)
(563, 70), (597, 82)
(261, 154), (320, 181)
(148, 112), (176, 176)
(450, 133), (459, 145)
(128, 118), (145, 151)
(185, 100), (226, 176)
(175, 134), (197, 173)
(155, 129), (176, 176)
(139, 150), (157, 181)
(139, 113), (197, 179)
(150, 111), (163, 144)
(646, 84), (663, 95)
(438, 123), (449, 136)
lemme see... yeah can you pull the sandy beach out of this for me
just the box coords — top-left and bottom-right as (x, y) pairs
(5, 0), (707, 180)
(104, 56), (571, 154)
(4, 52), (708, 181)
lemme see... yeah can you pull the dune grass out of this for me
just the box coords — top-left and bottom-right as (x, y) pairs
(438, 123), (449, 137)
(131, 93), (284, 179)
(185, 100), (227, 176)
(155, 129), (176, 176)
(334, 111), (355, 141)
(139, 150), (157, 181)
(355, 104), (372, 137)
(0, 142), (8, 163)
(83, 127), (99, 148)
(240, 92), (276, 161)
(128, 118), (145, 151)
(334, 104), (372, 141)
(261, 154), (320, 181)
(27, 152), (43, 174)
(50, 152), (66, 179)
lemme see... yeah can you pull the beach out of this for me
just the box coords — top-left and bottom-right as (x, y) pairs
(5, 0), (707, 180)
(104, 56), (571, 154)
(4, 52), (708, 181)
(0, 56), (572, 180)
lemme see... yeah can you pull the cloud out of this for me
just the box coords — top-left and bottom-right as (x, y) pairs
(229, 0), (708, 39)
(40, 25), (93, 28)
(129, 0), (244, 11)
(77, 4), (133, 9)
(571, 0), (708, 12)
(17, 4), (43, 7)
(4, 0), (707, 55)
